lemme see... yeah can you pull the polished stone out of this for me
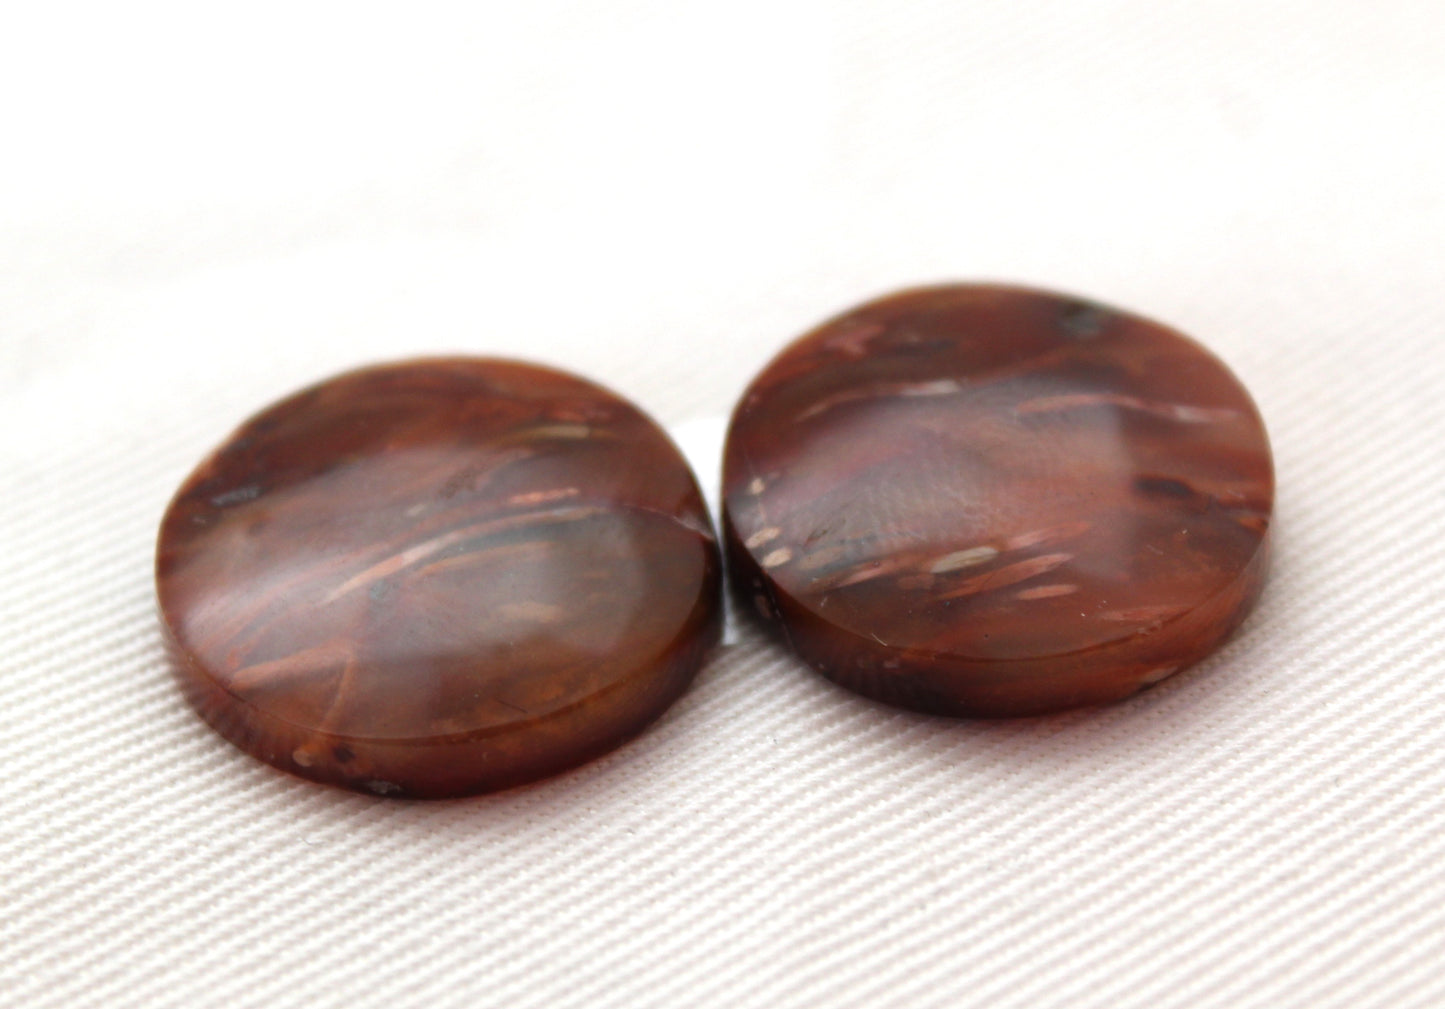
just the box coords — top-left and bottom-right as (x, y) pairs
(723, 284), (1273, 717)
(157, 359), (721, 797)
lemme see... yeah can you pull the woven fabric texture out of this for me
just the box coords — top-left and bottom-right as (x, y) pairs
(3, 2), (1444, 1006)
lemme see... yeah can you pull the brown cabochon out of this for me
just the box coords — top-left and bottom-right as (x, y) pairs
(723, 285), (1273, 717)
(158, 358), (721, 797)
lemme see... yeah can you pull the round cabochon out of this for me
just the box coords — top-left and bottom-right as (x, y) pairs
(723, 285), (1273, 717)
(158, 358), (721, 797)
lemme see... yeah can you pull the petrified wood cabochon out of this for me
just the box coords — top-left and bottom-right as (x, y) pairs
(723, 285), (1273, 717)
(157, 359), (721, 798)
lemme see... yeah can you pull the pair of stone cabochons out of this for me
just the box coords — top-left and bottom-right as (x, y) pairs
(156, 283), (1275, 799)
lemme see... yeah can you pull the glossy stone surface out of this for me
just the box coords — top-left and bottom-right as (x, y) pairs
(723, 285), (1273, 717)
(158, 359), (721, 797)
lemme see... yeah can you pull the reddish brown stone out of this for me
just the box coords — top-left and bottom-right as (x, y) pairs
(157, 359), (721, 797)
(723, 285), (1273, 717)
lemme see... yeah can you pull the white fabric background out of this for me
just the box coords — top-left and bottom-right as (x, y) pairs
(3, 2), (1444, 1006)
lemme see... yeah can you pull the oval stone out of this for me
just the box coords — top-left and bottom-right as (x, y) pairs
(723, 285), (1273, 717)
(157, 359), (721, 797)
